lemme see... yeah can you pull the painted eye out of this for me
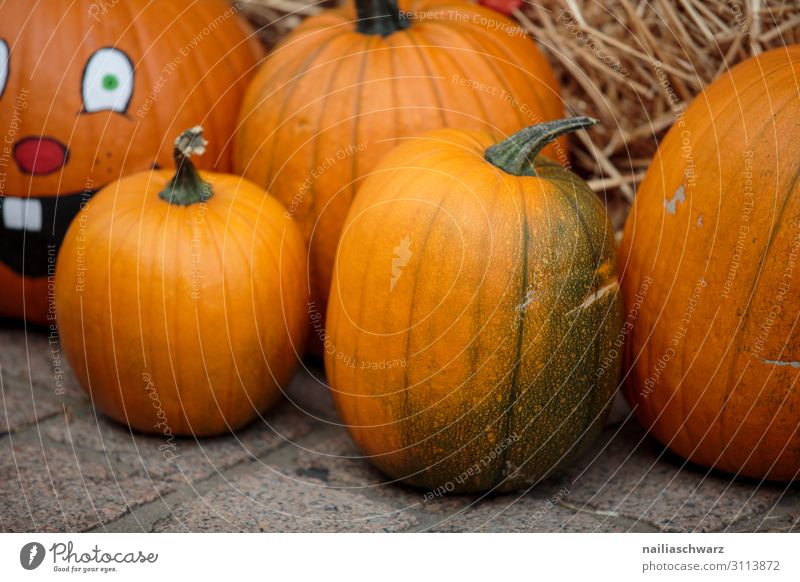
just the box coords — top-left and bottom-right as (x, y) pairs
(0, 40), (9, 98)
(82, 47), (134, 114)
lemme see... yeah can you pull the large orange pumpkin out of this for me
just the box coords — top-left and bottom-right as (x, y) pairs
(326, 118), (622, 493)
(55, 128), (307, 436)
(620, 46), (800, 481)
(0, 0), (263, 324)
(234, 0), (564, 345)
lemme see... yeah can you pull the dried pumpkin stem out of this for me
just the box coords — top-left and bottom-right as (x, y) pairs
(485, 117), (598, 177)
(159, 126), (213, 206)
(356, 0), (409, 36)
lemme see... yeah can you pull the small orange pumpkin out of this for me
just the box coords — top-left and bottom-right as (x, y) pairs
(326, 118), (622, 493)
(0, 0), (263, 324)
(55, 128), (307, 436)
(620, 46), (800, 481)
(234, 0), (564, 345)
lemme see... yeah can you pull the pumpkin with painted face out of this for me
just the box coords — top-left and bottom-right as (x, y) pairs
(0, 0), (263, 324)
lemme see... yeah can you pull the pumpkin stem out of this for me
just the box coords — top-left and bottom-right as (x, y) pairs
(159, 126), (213, 206)
(485, 117), (598, 177)
(356, 0), (409, 36)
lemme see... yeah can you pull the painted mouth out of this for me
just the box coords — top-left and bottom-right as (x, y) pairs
(0, 189), (96, 278)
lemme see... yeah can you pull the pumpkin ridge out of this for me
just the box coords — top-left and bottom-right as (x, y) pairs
(205, 202), (261, 428)
(306, 34), (369, 230)
(359, 158), (502, 471)
(137, 194), (164, 374)
(414, 26), (494, 129)
(253, 33), (345, 186)
(457, 21), (556, 132)
(397, 167), (514, 487)
(718, 157), (800, 444)
(171, 203), (192, 429)
(194, 2), (241, 156)
(402, 29), (448, 127)
(348, 35), (374, 207)
(99, 201), (148, 423)
(223, 193), (285, 275)
(212, 208), (258, 421)
(388, 34), (400, 166)
(140, 193), (173, 426)
(396, 183), (450, 476)
(548, 174), (605, 282)
(492, 177), (530, 487)
(335, 172), (402, 434)
(448, 28), (531, 131)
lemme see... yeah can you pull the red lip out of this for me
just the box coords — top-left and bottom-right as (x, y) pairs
(14, 136), (70, 175)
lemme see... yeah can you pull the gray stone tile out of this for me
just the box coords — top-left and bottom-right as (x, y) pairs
(726, 489), (800, 532)
(41, 401), (315, 485)
(559, 422), (785, 532)
(0, 439), (160, 532)
(274, 427), (477, 517)
(1, 375), (63, 435)
(151, 470), (418, 532)
(426, 491), (634, 532)
(283, 361), (339, 422)
(0, 328), (83, 400)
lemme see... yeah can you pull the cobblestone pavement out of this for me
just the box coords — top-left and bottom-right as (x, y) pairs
(1, 325), (797, 533)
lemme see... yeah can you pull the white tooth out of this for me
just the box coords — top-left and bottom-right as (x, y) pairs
(2, 197), (43, 232)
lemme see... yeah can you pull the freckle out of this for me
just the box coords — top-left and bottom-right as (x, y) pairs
(106, 152), (112, 158)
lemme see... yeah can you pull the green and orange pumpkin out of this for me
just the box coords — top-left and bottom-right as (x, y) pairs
(325, 118), (622, 493)
(620, 45), (800, 481)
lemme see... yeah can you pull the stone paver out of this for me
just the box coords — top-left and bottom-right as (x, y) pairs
(41, 401), (313, 485)
(269, 427), (478, 518)
(0, 327), (796, 532)
(1, 374), (63, 435)
(150, 470), (418, 533)
(426, 493), (637, 532)
(0, 326), (83, 400)
(557, 422), (786, 532)
(0, 439), (161, 532)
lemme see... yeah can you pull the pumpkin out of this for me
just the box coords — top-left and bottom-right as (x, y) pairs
(0, 0), (263, 324)
(234, 0), (564, 347)
(55, 128), (307, 436)
(325, 118), (622, 493)
(620, 46), (800, 481)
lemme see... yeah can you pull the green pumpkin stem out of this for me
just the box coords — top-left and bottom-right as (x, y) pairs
(485, 117), (598, 177)
(159, 126), (213, 205)
(356, 0), (409, 36)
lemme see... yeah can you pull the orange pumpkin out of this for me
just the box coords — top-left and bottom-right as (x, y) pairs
(55, 128), (307, 436)
(620, 46), (800, 481)
(234, 0), (564, 346)
(326, 118), (622, 493)
(0, 0), (263, 324)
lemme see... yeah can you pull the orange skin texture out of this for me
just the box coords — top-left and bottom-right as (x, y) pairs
(325, 128), (622, 493)
(620, 46), (800, 481)
(0, 0), (264, 323)
(233, 0), (565, 340)
(55, 171), (308, 436)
